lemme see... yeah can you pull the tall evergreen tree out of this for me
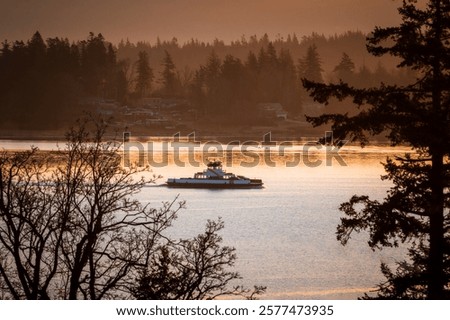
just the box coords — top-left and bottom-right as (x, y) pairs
(303, 0), (450, 299)
(298, 44), (324, 83)
(160, 50), (178, 96)
(135, 51), (153, 98)
(244, 51), (259, 101)
(80, 32), (109, 97)
(279, 48), (302, 114)
(219, 54), (245, 113)
(258, 43), (280, 102)
(27, 31), (46, 65)
(202, 51), (222, 114)
(204, 50), (222, 85)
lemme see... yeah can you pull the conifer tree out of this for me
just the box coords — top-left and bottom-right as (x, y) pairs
(160, 50), (178, 96)
(135, 51), (153, 98)
(299, 44), (324, 83)
(333, 52), (355, 83)
(304, 0), (450, 299)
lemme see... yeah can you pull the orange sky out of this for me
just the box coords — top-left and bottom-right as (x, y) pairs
(0, 0), (417, 44)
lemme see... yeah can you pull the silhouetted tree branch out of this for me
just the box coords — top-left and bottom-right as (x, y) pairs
(133, 218), (266, 300)
(0, 116), (264, 299)
(304, 0), (450, 299)
(0, 117), (184, 299)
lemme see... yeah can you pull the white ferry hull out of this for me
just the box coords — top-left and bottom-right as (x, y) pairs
(166, 161), (263, 189)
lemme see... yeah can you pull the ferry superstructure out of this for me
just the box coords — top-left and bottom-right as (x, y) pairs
(166, 161), (263, 188)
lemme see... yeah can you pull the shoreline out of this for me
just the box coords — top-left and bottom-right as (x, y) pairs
(0, 132), (394, 146)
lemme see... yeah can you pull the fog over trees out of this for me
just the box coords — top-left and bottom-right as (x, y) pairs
(0, 30), (416, 132)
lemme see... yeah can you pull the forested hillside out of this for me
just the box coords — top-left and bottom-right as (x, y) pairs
(0, 31), (415, 134)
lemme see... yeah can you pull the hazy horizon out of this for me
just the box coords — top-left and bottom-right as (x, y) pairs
(0, 0), (408, 45)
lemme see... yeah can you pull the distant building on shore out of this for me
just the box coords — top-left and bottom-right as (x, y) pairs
(258, 103), (288, 120)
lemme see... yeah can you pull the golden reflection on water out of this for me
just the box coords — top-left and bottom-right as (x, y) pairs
(122, 146), (413, 189)
(267, 287), (376, 299)
(131, 146), (409, 299)
(0, 142), (414, 299)
(122, 145), (413, 170)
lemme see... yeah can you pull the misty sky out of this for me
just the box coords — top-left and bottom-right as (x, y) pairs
(0, 0), (410, 44)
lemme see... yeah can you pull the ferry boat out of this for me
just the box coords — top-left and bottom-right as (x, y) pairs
(166, 161), (263, 189)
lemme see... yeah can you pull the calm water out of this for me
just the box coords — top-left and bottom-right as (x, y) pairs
(1, 140), (410, 299)
(135, 148), (410, 300)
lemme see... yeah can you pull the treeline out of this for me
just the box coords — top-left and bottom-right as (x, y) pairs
(188, 45), (301, 123)
(0, 31), (416, 130)
(130, 35), (415, 122)
(118, 32), (379, 76)
(0, 32), (127, 129)
(117, 31), (414, 86)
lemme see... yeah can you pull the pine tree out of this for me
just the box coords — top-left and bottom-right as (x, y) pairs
(203, 51), (222, 114)
(135, 51), (153, 98)
(80, 32), (109, 97)
(304, 0), (450, 299)
(160, 50), (178, 96)
(333, 52), (355, 83)
(279, 49), (302, 114)
(298, 44), (324, 83)
(27, 31), (46, 65)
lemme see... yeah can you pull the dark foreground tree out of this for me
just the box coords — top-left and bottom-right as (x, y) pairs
(0, 118), (182, 299)
(133, 219), (266, 300)
(303, 0), (450, 299)
(0, 117), (263, 299)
